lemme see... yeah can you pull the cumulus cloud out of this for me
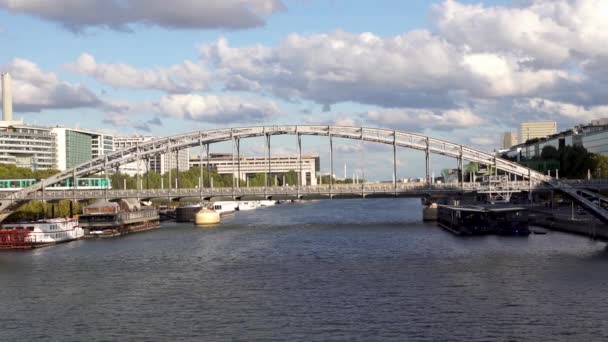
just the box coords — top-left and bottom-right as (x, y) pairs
(433, 0), (608, 68)
(156, 94), (279, 124)
(0, 58), (101, 112)
(66, 53), (209, 93)
(0, 0), (285, 32)
(202, 31), (569, 110)
(365, 108), (486, 131)
(194, 0), (608, 137)
(516, 98), (608, 123)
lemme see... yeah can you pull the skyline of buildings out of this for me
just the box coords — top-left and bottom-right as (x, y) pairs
(190, 153), (320, 186)
(504, 120), (608, 160)
(114, 136), (190, 176)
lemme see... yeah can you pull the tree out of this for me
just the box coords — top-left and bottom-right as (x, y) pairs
(285, 170), (298, 186)
(559, 145), (592, 179)
(590, 154), (608, 178)
(541, 145), (560, 160)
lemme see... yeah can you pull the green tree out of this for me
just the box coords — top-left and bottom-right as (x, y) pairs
(590, 154), (608, 178)
(541, 145), (560, 160)
(559, 145), (592, 179)
(285, 170), (298, 186)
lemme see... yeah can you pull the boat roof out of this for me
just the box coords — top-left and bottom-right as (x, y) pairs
(85, 201), (119, 208)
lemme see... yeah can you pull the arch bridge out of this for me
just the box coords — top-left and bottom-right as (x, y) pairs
(0, 125), (606, 223)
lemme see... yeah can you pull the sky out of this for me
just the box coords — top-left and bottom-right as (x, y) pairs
(1, 0), (608, 180)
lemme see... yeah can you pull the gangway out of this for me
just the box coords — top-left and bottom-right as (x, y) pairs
(548, 179), (608, 223)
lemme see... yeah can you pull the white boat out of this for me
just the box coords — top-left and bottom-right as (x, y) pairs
(237, 201), (259, 211)
(211, 201), (238, 216)
(259, 200), (277, 207)
(0, 218), (84, 249)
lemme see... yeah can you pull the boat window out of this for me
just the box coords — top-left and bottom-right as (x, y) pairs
(27, 227), (34, 231)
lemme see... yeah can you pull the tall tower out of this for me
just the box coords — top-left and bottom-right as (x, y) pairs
(2, 73), (13, 122)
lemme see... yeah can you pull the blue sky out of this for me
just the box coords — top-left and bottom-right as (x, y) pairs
(0, 0), (607, 180)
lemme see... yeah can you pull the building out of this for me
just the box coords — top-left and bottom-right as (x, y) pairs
(581, 129), (608, 155)
(502, 131), (518, 149)
(520, 121), (557, 143)
(0, 73), (56, 170)
(0, 120), (56, 170)
(190, 153), (319, 185)
(114, 136), (189, 176)
(1, 72), (114, 172)
(51, 127), (114, 171)
(504, 119), (608, 160)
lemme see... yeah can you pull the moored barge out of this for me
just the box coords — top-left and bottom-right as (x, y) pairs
(79, 200), (160, 238)
(437, 205), (530, 236)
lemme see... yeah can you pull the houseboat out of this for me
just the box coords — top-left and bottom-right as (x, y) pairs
(437, 205), (530, 236)
(211, 201), (238, 216)
(237, 201), (259, 211)
(0, 218), (84, 249)
(79, 200), (160, 238)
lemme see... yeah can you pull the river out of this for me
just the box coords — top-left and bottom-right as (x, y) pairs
(1, 198), (608, 341)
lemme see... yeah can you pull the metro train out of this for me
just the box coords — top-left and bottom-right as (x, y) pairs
(0, 178), (112, 191)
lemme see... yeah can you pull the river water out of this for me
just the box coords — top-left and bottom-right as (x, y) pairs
(1, 198), (608, 341)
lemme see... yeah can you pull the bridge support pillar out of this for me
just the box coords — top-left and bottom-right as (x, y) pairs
(425, 137), (430, 188)
(329, 129), (333, 197)
(422, 201), (438, 221)
(393, 131), (397, 196)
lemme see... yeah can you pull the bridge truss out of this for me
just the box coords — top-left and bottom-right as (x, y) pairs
(1, 125), (607, 223)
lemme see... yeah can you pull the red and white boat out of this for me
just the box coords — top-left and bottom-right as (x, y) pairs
(0, 218), (84, 249)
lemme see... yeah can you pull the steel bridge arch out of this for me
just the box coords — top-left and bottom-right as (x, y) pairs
(0, 125), (551, 209)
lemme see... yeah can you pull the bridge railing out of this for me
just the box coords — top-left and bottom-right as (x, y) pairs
(13, 181), (555, 201)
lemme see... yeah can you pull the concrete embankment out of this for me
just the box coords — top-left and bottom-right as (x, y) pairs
(530, 210), (608, 240)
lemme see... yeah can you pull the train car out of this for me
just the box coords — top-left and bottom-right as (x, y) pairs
(0, 179), (38, 190)
(0, 178), (112, 191)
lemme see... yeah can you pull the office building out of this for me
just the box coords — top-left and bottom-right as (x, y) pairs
(0, 120), (56, 170)
(190, 153), (319, 185)
(52, 127), (114, 171)
(520, 121), (557, 142)
(502, 131), (518, 149)
(114, 136), (189, 175)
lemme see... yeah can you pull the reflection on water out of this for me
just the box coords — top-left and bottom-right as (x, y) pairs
(1, 198), (608, 341)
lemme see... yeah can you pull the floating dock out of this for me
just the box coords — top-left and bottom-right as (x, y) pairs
(437, 205), (530, 236)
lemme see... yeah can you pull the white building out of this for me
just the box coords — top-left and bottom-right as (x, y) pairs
(190, 153), (319, 185)
(0, 120), (56, 170)
(114, 136), (189, 176)
(502, 131), (518, 149)
(51, 127), (114, 171)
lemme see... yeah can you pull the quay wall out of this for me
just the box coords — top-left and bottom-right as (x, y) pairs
(530, 211), (608, 240)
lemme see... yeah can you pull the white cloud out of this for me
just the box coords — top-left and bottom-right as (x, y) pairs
(156, 94), (280, 124)
(194, 0), (608, 143)
(433, 0), (608, 68)
(516, 98), (608, 123)
(365, 108), (486, 131)
(0, 0), (285, 32)
(66, 53), (209, 92)
(201, 31), (568, 110)
(0, 58), (100, 112)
